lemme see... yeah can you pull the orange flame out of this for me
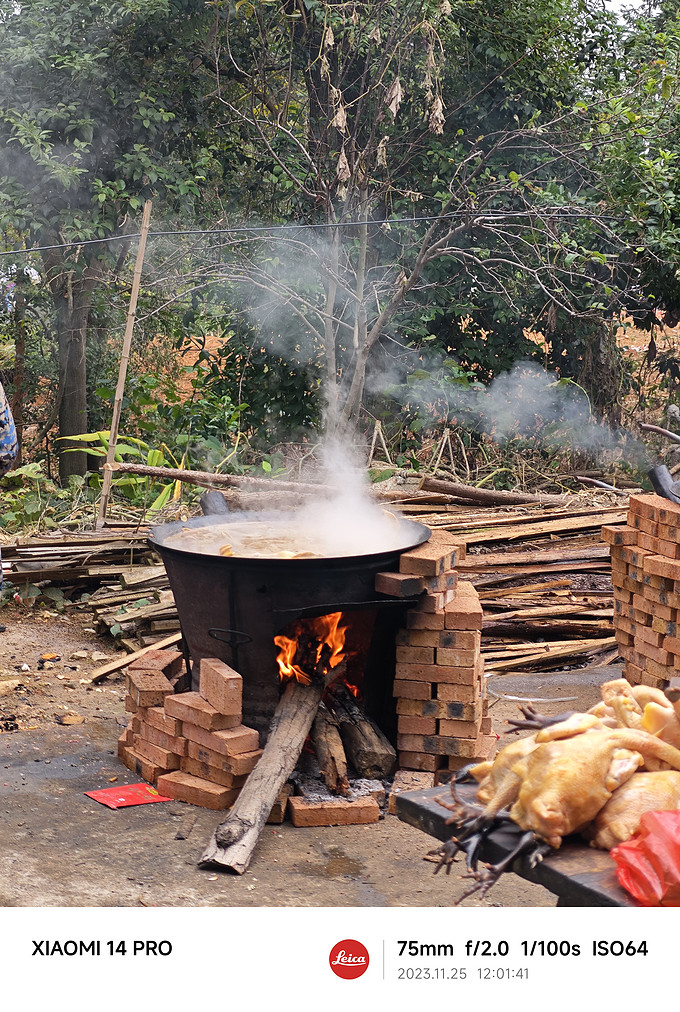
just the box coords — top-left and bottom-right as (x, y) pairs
(275, 612), (347, 685)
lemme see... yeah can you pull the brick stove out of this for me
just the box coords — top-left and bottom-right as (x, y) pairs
(118, 523), (497, 813)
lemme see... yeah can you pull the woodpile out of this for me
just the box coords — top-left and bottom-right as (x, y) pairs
(398, 500), (625, 679)
(607, 492), (680, 690)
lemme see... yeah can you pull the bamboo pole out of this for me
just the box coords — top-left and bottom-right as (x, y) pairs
(97, 200), (153, 527)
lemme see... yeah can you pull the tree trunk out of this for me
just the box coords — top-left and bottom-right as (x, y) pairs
(10, 288), (26, 465)
(42, 253), (101, 483)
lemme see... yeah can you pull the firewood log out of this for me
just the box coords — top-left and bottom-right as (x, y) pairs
(327, 685), (396, 779)
(311, 702), (351, 795)
(199, 647), (341, 874)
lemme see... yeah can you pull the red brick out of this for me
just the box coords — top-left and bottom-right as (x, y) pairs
(657, 522), (680, 543)
(601, 525), (638, 546)
(396, 628), (440, 648)
(436, 682), (480, 703)
(132, 735), (181, 770)
(128, 648), (184, 678)
(164, 691), (241, 731)
(181, 721), (259, 756)
(141, 705), (183, 737)
(397, 715), (437, 735)
(288, 795), (380, 827)
(657, 538), (680, 559)
(156, 770), (238, 810)
(621, 546), (653, 567)
(638, 533), (663, 554)
(444, 599), (483, 631)
(398, 751), (447, 772)
(118, 745), (168, 785)
(628, 493), (666, 519)
(198, 658), (243, 716)
(394, 662), (481, 685)
(438, 717), (481, 738)
(651, 614), (677, 633)
(448, 734), (497, 766)
(396, 645), (435, 665)
(423, 570), (458, 593)
(180, 756), (248, 789)
(375, 571), (425, 597)
(399, 533), (458, 577)
(126, 670), (174, 708)
(643, 555), (680, 582)
(185, 740), (262, 776)
(406, 610), (445, 630)
(396, 697), (481, 721)
(392, 679), (433, 700)
(387, 771), (435, 814)
(138, 722), (187, 756)
(438, 629), (481, 650)
(424, 734), (493, 758)
(436, 646), (478, 667)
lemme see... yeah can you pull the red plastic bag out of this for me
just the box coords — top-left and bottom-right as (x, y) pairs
(610, 810), (680, 906)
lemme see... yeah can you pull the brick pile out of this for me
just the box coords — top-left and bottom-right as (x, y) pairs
(605, 491), (680, 690)
(118, 652), (263, 810)
(376, 530), (495, 776)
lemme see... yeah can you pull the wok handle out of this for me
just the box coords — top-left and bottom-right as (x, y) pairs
(200, 490), (231, 515)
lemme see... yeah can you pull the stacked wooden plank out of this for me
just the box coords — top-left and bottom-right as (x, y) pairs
(396, 500), (625, 678)
(376, 531), (496, 774)
(119, 653), (263, 809)
(606, 492), (680, 690)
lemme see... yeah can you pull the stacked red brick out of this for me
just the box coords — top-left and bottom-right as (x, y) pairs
(376, 530), (495, 774)
(605, 492), (680, 690)
(118, 652), (262, 809)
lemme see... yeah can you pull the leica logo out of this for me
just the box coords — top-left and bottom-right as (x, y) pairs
(329, 940), (370, 979)
(332, 951), (367, 965)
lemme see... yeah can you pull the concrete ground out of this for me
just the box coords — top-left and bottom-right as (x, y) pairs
(0, 616), (619, 908)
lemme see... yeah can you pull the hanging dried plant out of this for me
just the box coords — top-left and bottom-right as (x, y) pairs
(369, 23), (381, 44)
(331, 103), (348, 134)
(376, 135), (389, 168)
(385, 76), (403, 118)
(428, 95), (445, 134)
(323, 24), (335, 51)
(336, 147), (351, 183)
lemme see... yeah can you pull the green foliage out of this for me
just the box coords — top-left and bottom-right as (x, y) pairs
(59, 431), (179, 511)
(0, 462), (98, 531)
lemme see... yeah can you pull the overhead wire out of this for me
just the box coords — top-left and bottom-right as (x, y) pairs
(0, 207), (626, 259)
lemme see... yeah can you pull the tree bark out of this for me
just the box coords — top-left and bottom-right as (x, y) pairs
(419, 476), (571, 506)
(42, 252), (101, 483)
(199, 671), (335, 873)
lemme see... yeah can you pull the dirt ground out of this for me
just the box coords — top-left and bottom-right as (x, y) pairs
(0, 605), (613, 908)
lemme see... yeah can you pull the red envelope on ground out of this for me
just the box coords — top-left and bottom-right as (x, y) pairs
(84, 783), (172, 809)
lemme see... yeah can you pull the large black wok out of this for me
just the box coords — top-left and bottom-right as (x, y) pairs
(149, 509), (431, 736)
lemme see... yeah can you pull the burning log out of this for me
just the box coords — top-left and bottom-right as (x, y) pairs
(200, 622), (346, 874)
(327, 684), (397, 779)
(311, 702), (351, 795)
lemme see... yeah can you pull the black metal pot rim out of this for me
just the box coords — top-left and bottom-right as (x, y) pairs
(148, 510), (431, 568)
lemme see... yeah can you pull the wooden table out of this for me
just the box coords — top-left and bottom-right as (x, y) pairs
(396, 783), (639, 906)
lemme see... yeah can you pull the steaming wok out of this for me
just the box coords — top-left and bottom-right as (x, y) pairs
(149, 508), (431, 564)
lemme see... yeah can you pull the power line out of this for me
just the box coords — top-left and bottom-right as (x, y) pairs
(0, 207), (624, 260)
